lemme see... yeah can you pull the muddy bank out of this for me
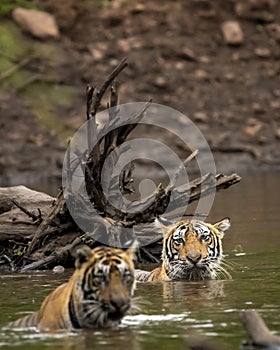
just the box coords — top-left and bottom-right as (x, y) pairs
(0, 0), (280, 191)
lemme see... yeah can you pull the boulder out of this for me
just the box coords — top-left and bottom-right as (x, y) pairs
(12, 7), (60, 39)
(221, 21), (244, 45)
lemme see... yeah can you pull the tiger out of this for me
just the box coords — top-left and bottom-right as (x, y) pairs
(136, 217), (231, 282)
(9, 244), (136, 331)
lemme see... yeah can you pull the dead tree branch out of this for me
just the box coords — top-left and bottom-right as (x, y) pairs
(0, 59), (242, 270)
(21, 236), (85, 271)
(11, 200), (42, 223)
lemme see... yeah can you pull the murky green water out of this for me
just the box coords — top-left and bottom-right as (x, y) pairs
(0, 172), (279, 349)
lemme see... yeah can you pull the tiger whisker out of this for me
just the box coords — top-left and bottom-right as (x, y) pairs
(81, 300), (99, 305)
(211, 262), (232, 280)
(221, 259), (238, 270)
(128, 296), (143, 314)
(83, 306), (102, 320)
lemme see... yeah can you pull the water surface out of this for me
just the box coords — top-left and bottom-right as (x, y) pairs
(0, 171), (279, 349)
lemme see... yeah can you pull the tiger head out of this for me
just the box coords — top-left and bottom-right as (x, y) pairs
(70, 244), (136, 328)
(157, 217), (231, 280)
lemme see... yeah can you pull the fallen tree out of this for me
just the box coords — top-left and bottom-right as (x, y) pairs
(0, 59), (241, 271)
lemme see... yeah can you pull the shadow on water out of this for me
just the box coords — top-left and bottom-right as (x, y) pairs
(0, 171), (279, 349)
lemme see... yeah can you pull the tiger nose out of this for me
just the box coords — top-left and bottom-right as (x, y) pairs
(111, 298), (130, 313)
(187, 253), (201, 264)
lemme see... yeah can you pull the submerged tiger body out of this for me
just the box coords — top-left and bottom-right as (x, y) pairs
(9, 245), (136, 331)
(136, 218), (231, 282)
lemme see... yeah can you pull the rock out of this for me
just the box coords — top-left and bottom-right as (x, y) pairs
(235, 2), (275, 22)
(275, 128), (280, 140)
(199, 56), (211, 63)
(257, 135), (268, 144)
(174, 61), (184, 70)
(130, 3), (145, 14)
(88, 42), (108, 61)
(265, 68), (277, 78)
(244, 121), (263, 137)
(224, 72), (236, 81)
(231, 52), (240, 61)
(12, 7), (59, 39)
(53, 265), (65, 273)
(270, 100), (280, 109)
(252, 102), (265, 113)
(193, 112), (208, 123)
(265, 23), (280, 42)
(194, 69), (209, 80)
(89, 47), (105, 61)
(221, 21), (244, 45)
(117, 37), (142, 53)
(117, 38), (130, 53)
(180, 47), (197, 61)
(273, 89), (280, 97)
(154, 76), (167, 88)
(254, 47), (271, 57)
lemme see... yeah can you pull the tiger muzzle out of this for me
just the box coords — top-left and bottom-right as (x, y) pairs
(105, 298), (130, 320)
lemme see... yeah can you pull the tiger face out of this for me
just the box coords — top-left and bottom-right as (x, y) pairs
(72, 245), (136, 328)
(161, 218), (231, 280)
(9, 245), (136, 330)
(135, 218), (231, 282)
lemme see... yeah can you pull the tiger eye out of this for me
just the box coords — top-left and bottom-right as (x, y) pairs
(175, 238), (184, 245)
(200, 234), (210, 242)
(94, 274), (107, 285)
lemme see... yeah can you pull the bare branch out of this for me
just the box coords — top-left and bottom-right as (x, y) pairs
(88, 58), (128, 119)
(12, 200), (42, 223)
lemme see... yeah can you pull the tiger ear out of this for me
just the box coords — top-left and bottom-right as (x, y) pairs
(75, 245), (93, 269)
(213, 218), (231, 237)
(154, 217), (175, 239)
(154, 216), (173, 234)
(123, 239), (138, 261)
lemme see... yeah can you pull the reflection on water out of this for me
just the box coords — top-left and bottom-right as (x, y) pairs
(161, 279), (226, 304)
(0, 172), (280, 349)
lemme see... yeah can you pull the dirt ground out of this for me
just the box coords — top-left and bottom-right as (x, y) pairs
(1, 0), (280, 192)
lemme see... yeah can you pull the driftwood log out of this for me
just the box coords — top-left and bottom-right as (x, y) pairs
(185, 310), (280, 350)
(240, 310), (280, 348)
(0, 59), (241, 271)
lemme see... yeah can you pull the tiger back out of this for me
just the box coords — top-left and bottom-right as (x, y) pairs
(136, 218), (231, 282)
(9, 245), (136, 331)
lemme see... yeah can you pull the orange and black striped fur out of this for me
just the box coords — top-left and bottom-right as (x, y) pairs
(9, 245), (136, 331)
(136, 218), (231, 282)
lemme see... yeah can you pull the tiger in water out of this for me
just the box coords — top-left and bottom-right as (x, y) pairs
(9, 245), (136, 331)
(136, 217), (231, 282)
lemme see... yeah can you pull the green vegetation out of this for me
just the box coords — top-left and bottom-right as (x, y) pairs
(0, 21), (76, 145)
(22, 83), (76, 144)
(0, 22), (29, 59)
(0, 22), (32, 90)
(0, 0), (36, 17)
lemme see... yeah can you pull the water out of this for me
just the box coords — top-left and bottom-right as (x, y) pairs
(0, 171), (279, 349)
